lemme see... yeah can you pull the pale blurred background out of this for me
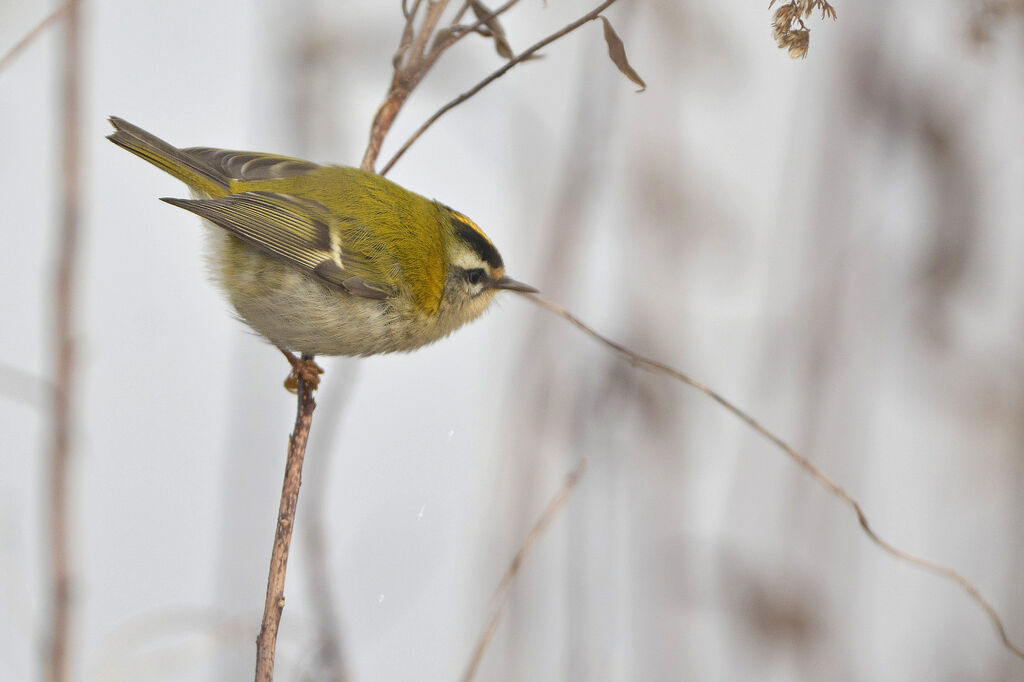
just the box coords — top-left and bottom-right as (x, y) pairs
(2, 1), (1023, 680)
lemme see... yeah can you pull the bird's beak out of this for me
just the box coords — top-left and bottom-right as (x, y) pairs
(491, 276), (539, 293)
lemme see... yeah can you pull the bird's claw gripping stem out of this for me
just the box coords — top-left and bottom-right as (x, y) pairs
(280, 349), (324, 392)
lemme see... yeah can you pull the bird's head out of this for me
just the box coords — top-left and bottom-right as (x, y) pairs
(439, 206), (536, 324)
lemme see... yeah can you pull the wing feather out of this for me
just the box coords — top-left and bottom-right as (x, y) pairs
(161, 192), (396, 298)
(182, 148), (320, 182)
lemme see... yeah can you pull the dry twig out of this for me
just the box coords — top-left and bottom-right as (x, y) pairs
(522, 293), (1024, 661)
(46, 2), (82, 681)
(255, 359), (318, 682)
(382, 0), (626, 174)
(360, 0), (453, 171)
(361, 0), (537, 172)
(461, 457), (589, 682)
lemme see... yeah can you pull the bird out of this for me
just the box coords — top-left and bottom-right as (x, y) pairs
(107, 117), (536, 388)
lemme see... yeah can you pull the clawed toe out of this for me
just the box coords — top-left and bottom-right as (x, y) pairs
(280, 349), (324, 392)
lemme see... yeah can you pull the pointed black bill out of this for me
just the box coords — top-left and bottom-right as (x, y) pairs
(491, 276), (538, 293)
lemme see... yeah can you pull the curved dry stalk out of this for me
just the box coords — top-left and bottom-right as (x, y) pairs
(522, 293), (1024, 661)
(0, 3), (70, 73)
(461, 457), (589, 682)
(381, 0), (624, 175)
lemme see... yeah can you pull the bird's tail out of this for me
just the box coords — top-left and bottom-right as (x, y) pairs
(106, 117), (230, 197)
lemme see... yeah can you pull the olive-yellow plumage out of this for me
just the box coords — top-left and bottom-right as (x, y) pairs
(107, 117), (535, 357)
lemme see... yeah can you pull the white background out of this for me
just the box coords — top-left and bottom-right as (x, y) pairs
(2, 1), (1023, 680)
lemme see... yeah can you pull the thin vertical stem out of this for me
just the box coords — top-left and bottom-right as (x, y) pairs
(255, 361), (318, 681)
(47, 1), (82, 681)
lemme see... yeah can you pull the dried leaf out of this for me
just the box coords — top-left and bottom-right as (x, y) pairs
(598, 15), (646, 92)
(470, 0), (515, 60)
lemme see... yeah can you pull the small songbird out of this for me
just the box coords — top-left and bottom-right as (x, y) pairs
(107, 117), (535, 386)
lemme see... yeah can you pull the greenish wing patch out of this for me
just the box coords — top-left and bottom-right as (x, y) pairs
(183, 147), (320, 182)
(161, 192), (395, 298)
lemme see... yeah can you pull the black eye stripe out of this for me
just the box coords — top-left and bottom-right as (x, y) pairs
(452, 219), (503, 270)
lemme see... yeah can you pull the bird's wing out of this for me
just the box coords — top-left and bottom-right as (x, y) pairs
(182, 147), (321, 182)
(162, 191), (397, 299)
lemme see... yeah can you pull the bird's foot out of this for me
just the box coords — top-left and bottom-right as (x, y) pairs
(280, 349), (324, 392)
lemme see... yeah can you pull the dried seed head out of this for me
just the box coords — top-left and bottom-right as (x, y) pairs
(770, 0), (837, 59)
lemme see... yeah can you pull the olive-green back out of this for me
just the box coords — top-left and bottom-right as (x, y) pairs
(108, 117), (450, 315)
(241, 168), (449, 314)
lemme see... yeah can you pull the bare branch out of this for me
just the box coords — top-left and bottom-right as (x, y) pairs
(361, 1), (453, 171)
(46, 2), (82, 681)
(363, 0), (536, 173)
(396, 0), (423, 67)
(522, 293), (1024, 661)
(461, 457), (588, 682)
(0, 3), (70, 73)
(409, 0), (450, 65)
(255, 356), (319, 682)
(438, 0), (524, 54)
(450, 0), (474, 25)
(381, 0), (623, 175)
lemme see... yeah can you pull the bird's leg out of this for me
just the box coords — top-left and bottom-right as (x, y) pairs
(280, 348), (324, 392)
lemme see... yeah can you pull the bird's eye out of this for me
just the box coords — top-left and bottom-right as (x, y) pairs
(466, 269), (486, 287)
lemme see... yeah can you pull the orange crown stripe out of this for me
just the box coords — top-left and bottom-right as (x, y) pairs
(449, 209), (493, 245)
